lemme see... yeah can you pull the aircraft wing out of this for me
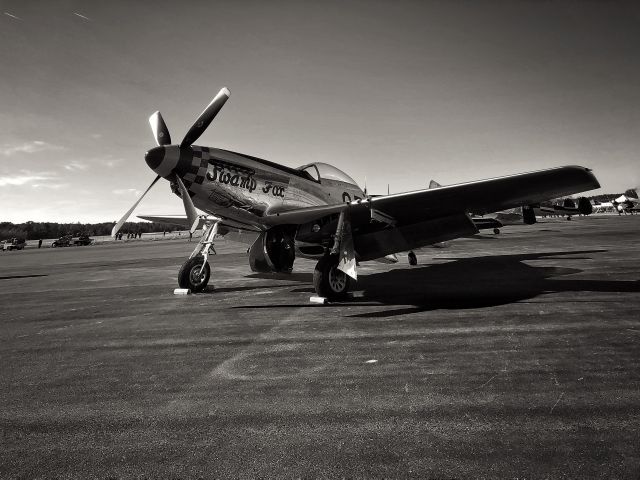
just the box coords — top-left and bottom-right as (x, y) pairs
(261, 165), (598, 228)
(262, 204), (348, 226)
(368, 165), (599, 224)
(137, 215), (260, 245)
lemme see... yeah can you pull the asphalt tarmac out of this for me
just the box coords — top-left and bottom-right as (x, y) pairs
(1, 216), (639, 479)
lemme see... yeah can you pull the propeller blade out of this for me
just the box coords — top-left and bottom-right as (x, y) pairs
(173, 174), (199, 230)
(180, 87), (230, 147)
(149, 111), (171, 146)
(111, 175), (161, 237)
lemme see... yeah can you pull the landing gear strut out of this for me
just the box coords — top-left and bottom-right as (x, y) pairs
(177, 217), (220, 292)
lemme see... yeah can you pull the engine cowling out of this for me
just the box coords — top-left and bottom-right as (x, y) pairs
(249, 227), (296, 273)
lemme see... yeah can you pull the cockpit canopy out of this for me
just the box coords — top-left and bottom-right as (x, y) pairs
(297, 162), (358, 185)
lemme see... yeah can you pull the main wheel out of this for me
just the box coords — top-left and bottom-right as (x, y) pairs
(178, 255), (211, 293)
(408, 251), (418, 266)
(493, 228), (500, 234)
(313, 255), (351, 300)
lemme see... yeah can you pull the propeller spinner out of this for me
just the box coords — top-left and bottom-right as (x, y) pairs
(111, 87), (230, 237)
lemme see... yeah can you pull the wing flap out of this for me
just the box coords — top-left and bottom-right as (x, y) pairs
(355, 212), (478, 261)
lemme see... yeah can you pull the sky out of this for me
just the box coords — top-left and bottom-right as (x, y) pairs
(1, 0), (639, 223)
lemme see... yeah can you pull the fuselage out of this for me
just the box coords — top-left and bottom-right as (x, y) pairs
(145, 144), (365, 231)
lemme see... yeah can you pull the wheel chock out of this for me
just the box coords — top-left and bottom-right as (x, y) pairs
(174, 288), (191, 295)
(309, 296), (328, 305)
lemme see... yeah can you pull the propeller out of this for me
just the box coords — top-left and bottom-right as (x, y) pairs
(111, 87), (230, 238)
(149, 111), (171, 146)
(173, 174), (199, 232)
(181, 87), (230, 147)
(111, 175), (161, 236)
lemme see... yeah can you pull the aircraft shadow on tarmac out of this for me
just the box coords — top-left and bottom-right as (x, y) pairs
(235, 249), (640, 318)
(208, 282), (309, 294)
(246, 272), (313, 282)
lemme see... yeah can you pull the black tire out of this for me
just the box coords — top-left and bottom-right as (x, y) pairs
(178, 255), (211, 293)
(408, 251), (418, 266)
(313, 255), (351, 300)
(51, 243), (57, 248)
(493, 228), (500, 235)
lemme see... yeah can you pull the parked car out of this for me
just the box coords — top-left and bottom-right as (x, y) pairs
(2, 238), (26, 251)
(51, 235), (72, 247)
(73, 234), (94, 246)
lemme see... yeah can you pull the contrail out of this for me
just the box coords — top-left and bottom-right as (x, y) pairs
(73, 12), (91, 21)
(4, 12), (22, 20)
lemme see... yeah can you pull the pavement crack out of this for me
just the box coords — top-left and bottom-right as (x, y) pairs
(550, 392), (565, 414)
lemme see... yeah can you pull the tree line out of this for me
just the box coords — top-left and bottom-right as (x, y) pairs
(0, 221), (177, 241)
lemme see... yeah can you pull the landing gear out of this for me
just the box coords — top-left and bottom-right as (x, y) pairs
(566, 215), (572, 221)
(178, 255), (210, 292)
(408, 251), (418, 266)
(313, 254), (351, 300)
(177, 216), (220, 293)
(493, 228), (501, 235)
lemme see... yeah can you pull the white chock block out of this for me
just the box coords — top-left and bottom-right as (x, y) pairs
(309, 296), (327, 305)
(174, 288), (191, 295)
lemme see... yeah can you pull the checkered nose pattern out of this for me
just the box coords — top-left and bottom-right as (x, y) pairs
(144, 145), (181, 178)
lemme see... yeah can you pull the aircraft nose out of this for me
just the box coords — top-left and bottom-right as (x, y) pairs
(145, 146), (165, 171)
(144, 145), (180, 178)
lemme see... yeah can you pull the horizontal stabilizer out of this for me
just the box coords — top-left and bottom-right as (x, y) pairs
(137, 215), (259, 245)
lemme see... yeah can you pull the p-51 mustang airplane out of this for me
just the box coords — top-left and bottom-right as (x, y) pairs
(112, 87), (600, 300)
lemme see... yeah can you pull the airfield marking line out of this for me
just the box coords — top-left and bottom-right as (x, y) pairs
(209, 306), (307, 380)
(162, 306), (306, 414)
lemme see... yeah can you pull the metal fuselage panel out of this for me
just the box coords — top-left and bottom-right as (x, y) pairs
(172, 146), (364, 231)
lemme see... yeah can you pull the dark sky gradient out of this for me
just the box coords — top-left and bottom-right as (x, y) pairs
(1, 0), (639, 222)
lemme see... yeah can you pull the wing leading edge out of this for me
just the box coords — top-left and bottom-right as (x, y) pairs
(369, 165), (599, 224)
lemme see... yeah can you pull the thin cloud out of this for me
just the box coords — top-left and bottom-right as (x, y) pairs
(64, 161), (88, 171)
(32, 183), (70, 190)
(0, 173), (51, 187)
(113, 188), (141, 196)
(73, 12), (91, 21)
(1, 140), (64, 156)
(105, 158), (125, 168)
